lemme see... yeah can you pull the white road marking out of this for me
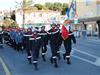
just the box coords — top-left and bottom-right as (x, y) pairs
(72, 55), (100, 67)
(48, 45), (100, 67)
(72, 48), (100, 67)
(0, 57), (12, 75)
(72, 48), (99, 59)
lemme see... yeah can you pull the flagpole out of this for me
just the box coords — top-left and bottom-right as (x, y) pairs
(74, 0), (78, 37)
(75, 0), (76, 14)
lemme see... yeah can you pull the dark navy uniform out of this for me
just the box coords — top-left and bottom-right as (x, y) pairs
(48, 24), (59, 68)
(30, 31), (41, 70)
(38, 26), (48, 62)
(63, 27), (76, 64)
(24, 29), (33, 64)
(56, 24), (62, 60)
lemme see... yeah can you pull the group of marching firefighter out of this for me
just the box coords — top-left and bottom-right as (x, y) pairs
(0, 20), (76, 70)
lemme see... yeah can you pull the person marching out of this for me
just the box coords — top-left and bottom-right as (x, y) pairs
(56, 24), (62, 60)
(29, 30), (41, 70)
(61, 20), (76, 64)
(38, 26), (48, 62)
(23, 28), (33, 64)
(48, 23), (59, 68)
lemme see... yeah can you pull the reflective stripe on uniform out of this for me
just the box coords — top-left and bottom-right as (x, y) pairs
(57, 51), (60, 53)
(42, 53), (46, 55)
(47, 30), (59, 35)
(66, 56), (70, 58)
(38, 33), (47, 35)
(52, 56), (57, 59)
(29, 37), (41, 40)
(24, 35), (33, 37)
(33, 61), (38, 63)
(27, 56), (32, 58)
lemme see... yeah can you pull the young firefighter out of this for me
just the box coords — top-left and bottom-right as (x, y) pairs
(48, 23), (60, 68)
(56, 24), (62, 60)
(24, 28), (33, 64)
(38, 26), (48, 62)
(61, 20), (76, 64)
(29, 30), (41, 70)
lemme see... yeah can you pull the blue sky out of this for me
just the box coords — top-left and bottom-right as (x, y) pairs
(0, 0), (68, 10)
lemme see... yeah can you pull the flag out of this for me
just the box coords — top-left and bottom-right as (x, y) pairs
(61, 0), (77, 40)
(71, 0), (78, 18)
(61, 24), (69, 40)
(61, 1), (73, 40)
(66, 8), (70, 19)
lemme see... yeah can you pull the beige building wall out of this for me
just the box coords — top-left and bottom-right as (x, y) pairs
(97, 0), (100, 16)
(68, 0), (98, 19)
(76, 0), (97, 18)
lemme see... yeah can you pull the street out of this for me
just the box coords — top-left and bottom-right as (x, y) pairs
(0, 37), (100, 75)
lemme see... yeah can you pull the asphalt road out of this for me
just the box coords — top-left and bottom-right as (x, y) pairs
(0, 37), (100, 75)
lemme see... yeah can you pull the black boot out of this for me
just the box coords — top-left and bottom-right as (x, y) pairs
(53, 58), (58, 68)
(42, 55), (46, 62)
(66, 58), (71, 64)
(50, 58), (53, 64)
(28, 58), (32, 64)
(33, 63), (38, 71)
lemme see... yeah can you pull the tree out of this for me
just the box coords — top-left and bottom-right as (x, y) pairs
(53, 2), (63, 11)
(61, 3), (68, 15)
(45, 2), (68, 15)
(23, 0), (33, 7)
(45, 2), (54, 10)
(3, 18), (18, 28)
(34, 4), (44, 10)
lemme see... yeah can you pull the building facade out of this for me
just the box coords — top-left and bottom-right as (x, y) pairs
(69, 0), (100, 37)
(15, 8), (61, 28)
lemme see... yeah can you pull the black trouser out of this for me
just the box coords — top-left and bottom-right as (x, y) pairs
(26, 46), (32, 63)
(64, 41), (72, 57)
(50, 43), (58, 58)
(41, 45), (47, 55)
(32, 47), (40, 64)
